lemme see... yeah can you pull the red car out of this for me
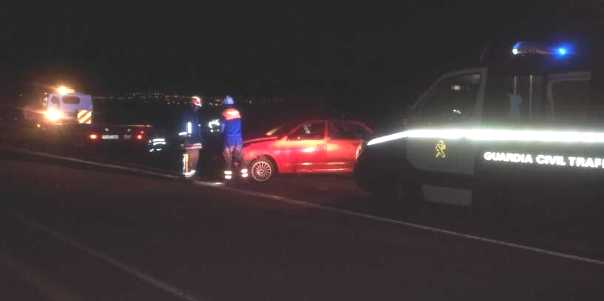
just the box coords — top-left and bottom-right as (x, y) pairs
(243, 119), (373, 182)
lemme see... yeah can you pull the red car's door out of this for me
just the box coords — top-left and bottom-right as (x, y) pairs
(325, 121), (373, 172)
(285, 120), (328, 173)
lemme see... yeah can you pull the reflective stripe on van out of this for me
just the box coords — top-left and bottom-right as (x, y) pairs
(77, 110), (92, 124)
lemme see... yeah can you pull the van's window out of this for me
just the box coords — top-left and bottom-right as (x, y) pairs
(413, 73), (481, 123)
(483, 72), (604, 127)
(483, 74), (547, 125)
(62, 96), (80, 104)
(550, 79), (591, 122)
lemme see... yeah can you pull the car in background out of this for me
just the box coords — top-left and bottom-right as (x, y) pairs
(242, 119), (373, 182)
(85, 124), (152, 152)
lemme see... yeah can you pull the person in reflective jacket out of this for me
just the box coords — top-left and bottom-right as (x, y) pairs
(178, 96), (203, 178)
(220, 95), (246, 180)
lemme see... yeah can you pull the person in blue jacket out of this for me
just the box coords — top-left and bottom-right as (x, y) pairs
(179, 96), (203, 178)
(220, 95), (246, 180)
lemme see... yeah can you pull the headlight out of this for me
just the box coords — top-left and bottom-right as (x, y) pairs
(45, 109), (63, 122)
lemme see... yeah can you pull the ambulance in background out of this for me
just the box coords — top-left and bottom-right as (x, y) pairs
(43, 86), (94, 125)
(24, 85), (94, 126)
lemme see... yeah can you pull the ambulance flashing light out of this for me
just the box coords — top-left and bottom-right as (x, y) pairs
(56, 85), (75, 96)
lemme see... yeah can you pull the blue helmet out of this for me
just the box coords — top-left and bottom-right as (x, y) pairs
(223, 95), (235, 106)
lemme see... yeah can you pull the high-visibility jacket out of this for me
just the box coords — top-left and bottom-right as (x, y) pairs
(221, 106), (242, 147)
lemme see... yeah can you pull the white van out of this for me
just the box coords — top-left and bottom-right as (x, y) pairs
(42, 89), (94, 125)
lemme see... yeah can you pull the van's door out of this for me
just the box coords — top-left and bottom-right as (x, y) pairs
(476, 70), (596, 203)
(286, 120), (328, 173)
(405, 68), (487, 205)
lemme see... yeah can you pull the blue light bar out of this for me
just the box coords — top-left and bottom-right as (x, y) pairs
(511, 41), (573, 59)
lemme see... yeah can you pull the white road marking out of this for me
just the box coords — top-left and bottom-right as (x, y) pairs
(194, 182), (604, 267)
(0, 146), (178, 180)
(5, 146), (604, 267)
(10, 212), (203, 301)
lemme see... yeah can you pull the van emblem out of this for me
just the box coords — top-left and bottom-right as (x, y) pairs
(435, 140), (447, 159)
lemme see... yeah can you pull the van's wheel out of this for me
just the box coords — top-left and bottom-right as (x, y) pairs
(249, 157), (275, 182)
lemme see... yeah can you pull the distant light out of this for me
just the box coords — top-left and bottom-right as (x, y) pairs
(36, 123), (41, 128)
(512, 48), (519, 55)
(56, 85), (75, 96)
(89, 134), (98, 140)
(451, 84), (462, 91)
(136, 134), (143, 140)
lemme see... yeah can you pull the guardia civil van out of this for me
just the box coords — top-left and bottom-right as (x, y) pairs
(355, 34), (604, 211)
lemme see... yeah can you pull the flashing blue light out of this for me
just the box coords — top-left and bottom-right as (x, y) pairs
(552, 43), (573, 59)
(512, 41), (574, 59)
(557, 47), (568, 56)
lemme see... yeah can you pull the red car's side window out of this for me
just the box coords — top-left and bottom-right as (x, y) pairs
(289, 121), (325, 140)
(329, 121), (371, 140)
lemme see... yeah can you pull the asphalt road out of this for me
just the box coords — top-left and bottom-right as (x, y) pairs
(1, 150), (604, 300)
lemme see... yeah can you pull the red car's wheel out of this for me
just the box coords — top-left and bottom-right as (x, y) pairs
(250, 157), (275, 182)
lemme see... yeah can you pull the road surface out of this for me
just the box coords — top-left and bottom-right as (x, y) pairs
(1, 150), (604, 300)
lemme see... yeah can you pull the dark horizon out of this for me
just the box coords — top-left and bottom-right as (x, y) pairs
(1, 2), (602, 97)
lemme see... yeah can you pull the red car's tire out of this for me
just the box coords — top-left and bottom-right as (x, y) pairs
(249, 157), (276, 183)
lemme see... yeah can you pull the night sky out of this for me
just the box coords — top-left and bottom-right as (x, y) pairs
(0, 2), (601, 97)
